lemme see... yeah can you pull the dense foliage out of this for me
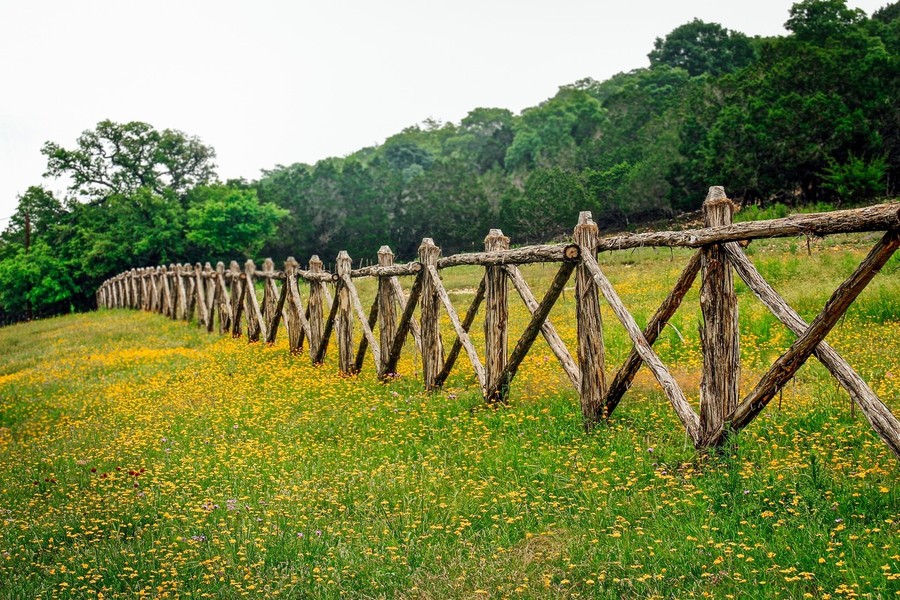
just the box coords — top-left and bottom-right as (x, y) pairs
(2, 0), (898, 322)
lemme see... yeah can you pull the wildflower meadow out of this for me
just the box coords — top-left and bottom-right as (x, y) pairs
(1, 233), (898, 598)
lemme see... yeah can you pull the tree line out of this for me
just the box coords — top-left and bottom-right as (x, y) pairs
(1, 0), (898, 323)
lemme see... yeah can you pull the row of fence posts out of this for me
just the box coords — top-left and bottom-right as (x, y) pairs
(96, 190), (900, 459)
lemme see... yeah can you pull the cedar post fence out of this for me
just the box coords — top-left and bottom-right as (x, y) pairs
(97, 190), (900, 461)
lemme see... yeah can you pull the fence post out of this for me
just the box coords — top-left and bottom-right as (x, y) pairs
(139, 269), (148, 310)
(699, 186), (740, 442)
(284, 257), (304, 353)
(203, 263), (215, 332)
(185, 265), (197, 322)
(377, 246), (397, 379)
(336, 251), (354, 375)
(574, 211), (606, 428)
(262, 258), (278, 327)
(230, 261), (242, 336)
(484, 229), (510, 401)
(419, 238), (444, 390)
(216, 261), (228, 334)
(309, 255), (326, 362)
(244, 260), (262, 341)
(194, 263), (208, 327)
(157, 266), (167, 315)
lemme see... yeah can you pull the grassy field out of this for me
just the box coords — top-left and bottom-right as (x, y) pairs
(1, 233), (898, 598)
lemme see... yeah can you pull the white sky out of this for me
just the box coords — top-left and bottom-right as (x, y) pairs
(0, 0), (890, 223)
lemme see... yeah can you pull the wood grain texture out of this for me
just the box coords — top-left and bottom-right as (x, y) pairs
(699, 187), (741, 444)
(574, 212), (606, 429)
(484, 229), (509, 400)
(419, 238), (444, 390)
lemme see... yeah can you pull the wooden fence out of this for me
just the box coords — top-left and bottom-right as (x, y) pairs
(97, 188), (900, 460)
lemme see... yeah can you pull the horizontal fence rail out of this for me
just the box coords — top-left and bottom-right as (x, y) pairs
(97, 189), (900, 461)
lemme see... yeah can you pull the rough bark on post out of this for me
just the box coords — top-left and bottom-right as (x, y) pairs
(419, 238), (444, 390)
(215, 262), (231, 334)
(336, 251), (354, 375)
(204, 263), (216, 332)
(699, 186), (740, 443)
(484, 229), (509, 401)
(158, 267), (170, 315)
(308, 255), (326, 362)
(574, 212), (606, 428)
(163, 263), (179, 319)
(284, 258), (307, 353)
(124, 271), (132, 309)
(186, 275), (197, 322)
(377, 246), (397, 378)
(141, 269), (150, 311)
(262, 258), (279, 328)
(244, 259), (267, 342)
(229, 261), (243, 337)
(177, 264), (189, 321)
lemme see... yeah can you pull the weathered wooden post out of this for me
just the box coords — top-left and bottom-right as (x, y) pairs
(185, 266), (197, 322)
(158, 266), (169, 315)
(484, 229), (510, 401)
(230, 261), (243, 337)
(377, 246), (397, 379)
(336, 251), (354, 375)
(308, 255), (326, 362)
(124, 271), (132, 309)
(129, 270), (137, 309)
(194, 263), (209, 328)
(699, 186), (740, 444)
(245, 260), (262, 342)
(175, 263), (187, 320)
(170, 264), (179, 319)
(139, 269), (149, 311)
(284, 257), (304, 353)
(216, 262), (230, 334)
(574, 211), (606, 428)
(419, 238), (444, 390)
(204, 263), (216, 332)
(262, 258), (278, 327)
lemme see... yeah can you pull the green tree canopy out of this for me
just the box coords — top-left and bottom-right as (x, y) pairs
(42, 120), (217, 202)
(648, 18), (755, 77)
(186, 185), (287, 260)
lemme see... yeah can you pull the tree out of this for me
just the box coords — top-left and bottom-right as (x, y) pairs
(785, 0), (866, 43)
(505, 88), (606, 170)
(1, 186), (65, 250)
(649, 19), (755, 77)
(186, 185), (287, 260)
(42, 120), (217, 202)
(0, 240), (77, 318)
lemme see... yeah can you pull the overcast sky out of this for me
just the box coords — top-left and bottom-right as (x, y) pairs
(0, 0), (890, 223)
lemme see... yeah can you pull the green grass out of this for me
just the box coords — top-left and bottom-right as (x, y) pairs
(0, 234), (898, 599)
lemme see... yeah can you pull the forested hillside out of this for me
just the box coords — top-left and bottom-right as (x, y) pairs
(2, 0), (898, 323)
